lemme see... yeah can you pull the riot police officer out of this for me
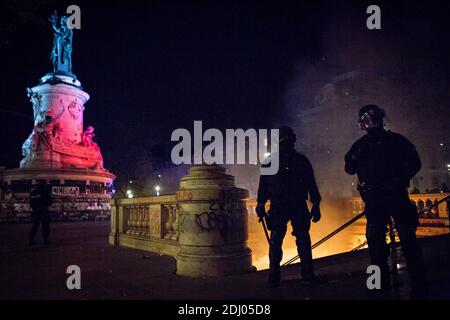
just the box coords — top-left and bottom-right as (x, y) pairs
(29, 180), (53, 245)
(256, 126), (323, 287)
(345, 104), (427, 298)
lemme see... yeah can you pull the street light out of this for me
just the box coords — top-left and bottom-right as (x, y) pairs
(155, 185), (161, 196)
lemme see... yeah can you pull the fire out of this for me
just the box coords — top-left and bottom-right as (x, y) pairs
(247, 208), (367, 270)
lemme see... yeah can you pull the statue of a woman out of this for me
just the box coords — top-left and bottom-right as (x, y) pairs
(49, 11), (73, 74)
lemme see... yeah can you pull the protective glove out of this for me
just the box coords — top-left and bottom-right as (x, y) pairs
(256, 203), (267, 221)
(310, 204), (321, 223)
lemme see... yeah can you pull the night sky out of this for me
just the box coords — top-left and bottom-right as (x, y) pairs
(1, 0), (449, 178)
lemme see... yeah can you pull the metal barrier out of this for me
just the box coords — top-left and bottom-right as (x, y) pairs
(351, 240), (368, 252)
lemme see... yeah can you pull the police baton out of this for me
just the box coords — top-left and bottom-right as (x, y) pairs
(259, 216), (271, 245)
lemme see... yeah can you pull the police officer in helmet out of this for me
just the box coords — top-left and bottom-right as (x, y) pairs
(345, 104), (427, 297)
(256, 126), (323, 288)
(29, 179), (53, 245)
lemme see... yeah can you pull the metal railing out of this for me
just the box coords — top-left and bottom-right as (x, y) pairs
(282, 194), (450, 266)
(351, 240), (368, 252)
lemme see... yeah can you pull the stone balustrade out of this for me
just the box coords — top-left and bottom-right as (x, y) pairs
(110, 165), (254, 277)
(343, 193), (450, 237)
(344, 193), (450, 218)
(110, 191), (449, 262)
(109, 194), (181, 256)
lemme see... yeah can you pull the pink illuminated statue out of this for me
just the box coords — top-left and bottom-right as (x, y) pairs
(82, 126), (96, 147)
(33, 112), (63, 151)
(17, 9), (113, 184)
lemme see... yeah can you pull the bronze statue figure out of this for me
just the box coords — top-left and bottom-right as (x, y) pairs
(49, 11), (73, 74)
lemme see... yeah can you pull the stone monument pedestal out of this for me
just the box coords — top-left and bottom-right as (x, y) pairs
(1, 12), (115, 221)
(20, 74), (104, 170)
(175, 165), (253, 277)
(4, 72), (115, 219)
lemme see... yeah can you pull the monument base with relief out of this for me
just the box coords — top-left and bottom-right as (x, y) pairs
(2, 12), (115, 221)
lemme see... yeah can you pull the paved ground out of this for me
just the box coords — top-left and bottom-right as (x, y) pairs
(0, 221), (449, 300)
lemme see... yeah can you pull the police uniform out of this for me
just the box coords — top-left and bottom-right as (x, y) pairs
(29, 182), (52, 244)
(345, 127), (427, 293)
(257, 145), (321, 281)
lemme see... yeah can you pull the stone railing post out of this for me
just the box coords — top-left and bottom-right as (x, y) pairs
(175, 165), (253, 277)
(109, 198), (120, 245)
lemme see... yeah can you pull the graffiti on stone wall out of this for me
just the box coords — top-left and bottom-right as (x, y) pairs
(195, 190), (241, 242)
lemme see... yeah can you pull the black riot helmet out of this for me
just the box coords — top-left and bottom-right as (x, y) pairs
(358, 104), (385, 130)
(278, 126), (296, 145)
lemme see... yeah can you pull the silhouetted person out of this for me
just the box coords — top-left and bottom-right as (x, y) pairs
(29, 180), (52, 245)
(345, 104), (427, 298)
(257, 126), (323, 287)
